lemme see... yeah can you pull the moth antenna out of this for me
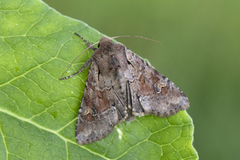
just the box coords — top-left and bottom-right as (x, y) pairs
(59, 41), (100, 80)
(110, 35), (162, 44)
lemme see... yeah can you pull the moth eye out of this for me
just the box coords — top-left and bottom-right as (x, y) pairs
(98, 43), (100, 48)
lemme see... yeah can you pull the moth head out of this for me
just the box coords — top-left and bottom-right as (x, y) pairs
(98, 36), (114, 48)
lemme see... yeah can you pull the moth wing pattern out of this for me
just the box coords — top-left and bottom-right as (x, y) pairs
(76, 60), (128, 145)
(67, 34), (190, 145)
(125, 50), (189, 117)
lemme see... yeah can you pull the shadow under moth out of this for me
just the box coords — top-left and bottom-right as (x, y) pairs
(59, 33), (189, 145)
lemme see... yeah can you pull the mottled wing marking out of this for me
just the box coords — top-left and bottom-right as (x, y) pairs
(76, 61), (126, 145)
(125, 50), (189, 117)
(76, 51), (131, 145)
(73, 35), (189, 145)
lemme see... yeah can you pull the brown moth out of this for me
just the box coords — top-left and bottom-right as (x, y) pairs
(60, 33), (189, 145)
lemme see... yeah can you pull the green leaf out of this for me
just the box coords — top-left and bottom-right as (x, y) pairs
(0, 0), (198, 159)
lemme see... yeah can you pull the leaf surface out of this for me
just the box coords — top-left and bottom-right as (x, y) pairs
(0, 0), (198, 159)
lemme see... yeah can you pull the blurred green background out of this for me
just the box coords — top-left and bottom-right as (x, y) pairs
(43, 0), (240, 159)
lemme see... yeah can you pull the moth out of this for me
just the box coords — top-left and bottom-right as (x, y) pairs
(60, 33), (189, 145)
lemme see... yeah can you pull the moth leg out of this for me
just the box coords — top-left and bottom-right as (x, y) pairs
(59, 58), (92, 80)
(75, 32), (97, 51)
